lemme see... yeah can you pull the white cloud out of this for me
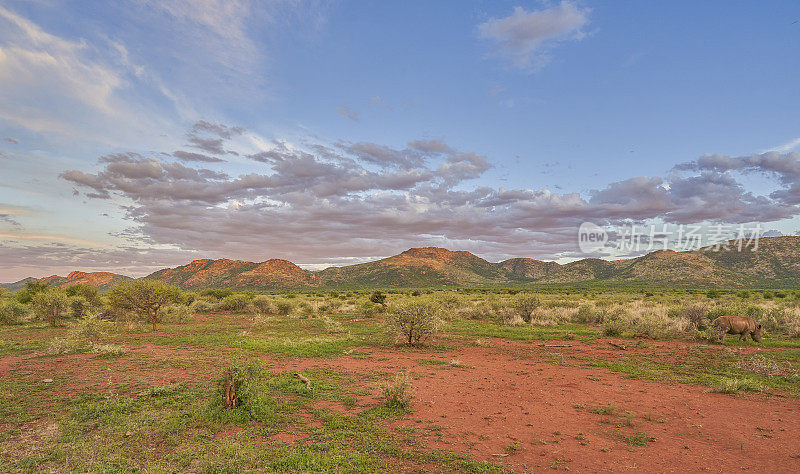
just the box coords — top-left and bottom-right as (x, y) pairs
(765, 136), (800, 153)
(478, 1), (590, 70)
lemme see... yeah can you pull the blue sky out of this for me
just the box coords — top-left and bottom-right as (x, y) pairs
(1, 0), (799, 280)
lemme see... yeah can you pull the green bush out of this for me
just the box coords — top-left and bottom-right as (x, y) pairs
(31, 288), (70, 326)
(251, 295), (274, 314)
(216, 294), (251, 312)
(381, 373), (413, 410)
(69, 296), (92, 319)
(386, 300), (442, 344)
(275, 300), (294, 316)
(159, 304), (194, 323)
(510, 293), (541, 323)
(602, 318), (626, 337)
(189, 299), (215, 313)
(573, 304), (604, 324)
(0, 300), (28, 324)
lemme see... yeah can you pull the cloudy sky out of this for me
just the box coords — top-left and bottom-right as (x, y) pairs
(1, 0), (799, 281)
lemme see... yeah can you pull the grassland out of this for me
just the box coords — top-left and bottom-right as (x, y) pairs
(1, 288), (799, 472)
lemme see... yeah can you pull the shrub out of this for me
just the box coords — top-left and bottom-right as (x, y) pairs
(216, 294), (251, 312)
(91, 344), (128, 358)
(48, 315), (116, 355)
(510, 293), (541, 323)
(369, 291), (387, 307)
(680, 304), (709, 329)
(275, 300), (294, 316)
(69, 296), (92, 319)
(65, 284), (100, 306)
(16, 280), (50, 304)
(31, 288), (70, 326)
(159, 304), (194, 323)
(107, 280), (182, 331)
(499, 308), (524, 325)
(573, 304), (604, 324)
(381, 373), (413, 410)
(0, 300), (28, 324)
(321, 316), (344, 333)
(602, 318), (626, 337)
(201, 288), (233, 300)
(361, 301), (380, 317)
(251, 295), (274, 314)
(386, 300), (443, 344)
(762, 307), (800, 338)
(189, 299), (215, 313)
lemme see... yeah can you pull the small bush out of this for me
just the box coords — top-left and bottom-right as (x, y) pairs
(159, 304), (194, 323)
(369, 291), (387, 306)
(0, 300), (29, 324)
(48, 315), (114, 355)
(381, 373), (413, 410)
(573, 304), (604, 324)
(680, 304), (709, 329)
(602, 318), (626, 337)
(216, 294), (251, 312)
(91, 344), (128, 358)
(190, 299), (215, 313)
(510, 293), (541, 323)
(275, 300), (294, 316)
(251, 295), (274, 314)
(386, 300), (443, 345)
(762, 307), (800, 338)
(31, 288), (70, 326)
(69, 296), (92, 319)
(321, 316), (344, 333)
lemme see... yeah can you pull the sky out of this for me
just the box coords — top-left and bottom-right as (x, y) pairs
(1, 0), (799, 281)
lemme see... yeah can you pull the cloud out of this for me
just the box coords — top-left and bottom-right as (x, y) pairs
(765, 136), (800, 153)
(185, 120), (244, 155)
(56, 123), (800, 268)
(478, 2), (590, 70)
(2, 137), (18, 144)
(335, 105), (360, 122)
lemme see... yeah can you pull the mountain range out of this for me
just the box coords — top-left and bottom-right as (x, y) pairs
(3, 236), (800, 290)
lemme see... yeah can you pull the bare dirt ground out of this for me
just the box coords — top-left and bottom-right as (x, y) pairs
(277, 338), (800, 473)
(2, 336), (799, 472)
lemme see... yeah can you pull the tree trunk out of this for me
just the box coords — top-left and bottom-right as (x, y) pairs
(150, 310), (157, 331)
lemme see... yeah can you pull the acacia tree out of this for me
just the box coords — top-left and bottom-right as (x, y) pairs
(386, 300), (443, 345)
(31, 288), (70, 327)
(107, 280), (182, 331)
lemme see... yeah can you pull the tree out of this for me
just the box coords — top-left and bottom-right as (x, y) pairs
(31, 288), (70, 327)
(386, 300), (442, 345)
(17, 280), (50, 304)
(66, 284), (100, 306)
(107, 280), (182, 331)
(370, 291), (387, 307)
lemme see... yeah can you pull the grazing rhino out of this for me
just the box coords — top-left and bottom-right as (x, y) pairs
(713, 315), (763, 342)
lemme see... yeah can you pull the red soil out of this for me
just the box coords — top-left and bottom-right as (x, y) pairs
(274, 339), (800, 473)
(2, 335), (798, 472)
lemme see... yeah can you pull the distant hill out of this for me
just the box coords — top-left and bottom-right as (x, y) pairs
(145, 258), (317, 289)
(39, 271), (132, 289)
(0, 272), (131, 291)
(4, 236), (800, 291)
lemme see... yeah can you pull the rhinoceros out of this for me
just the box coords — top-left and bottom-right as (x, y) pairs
(712, 315), (763, 342)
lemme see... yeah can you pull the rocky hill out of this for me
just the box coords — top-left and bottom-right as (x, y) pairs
(4, 237), (800, 290)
